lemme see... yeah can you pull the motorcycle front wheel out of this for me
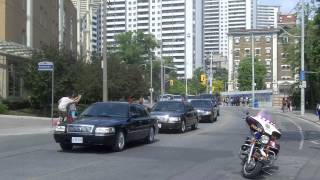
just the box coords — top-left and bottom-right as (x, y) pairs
(242, 159), (263, 179)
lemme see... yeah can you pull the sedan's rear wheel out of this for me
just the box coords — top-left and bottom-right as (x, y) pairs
(59, 143), (73, 151)
(112, 130), (126, 152)
(179, 120), (186, 133)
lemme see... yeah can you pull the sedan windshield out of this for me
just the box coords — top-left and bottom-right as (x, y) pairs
(152, 102), (184, 112)
(80, 103), (129, 118)
(191, 100), (212, 108)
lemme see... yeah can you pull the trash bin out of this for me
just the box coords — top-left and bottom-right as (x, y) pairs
(254, 100), (259, 108)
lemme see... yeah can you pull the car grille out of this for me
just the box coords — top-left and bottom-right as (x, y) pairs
(156, 116), (169, 123)
(67, 124), (94, 134)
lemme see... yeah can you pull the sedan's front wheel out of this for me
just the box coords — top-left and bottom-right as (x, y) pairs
(179, 120), (186, 133)
(60, 143), (73, 151)
(191, 119), (198, 130)
(145, 127), (155, 144)
(112, 130), (126, 152)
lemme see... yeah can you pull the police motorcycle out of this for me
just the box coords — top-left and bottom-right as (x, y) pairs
(239, 113), (281, 178)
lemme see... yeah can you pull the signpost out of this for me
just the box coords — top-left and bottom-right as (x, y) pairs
(38, 61), (54, 127)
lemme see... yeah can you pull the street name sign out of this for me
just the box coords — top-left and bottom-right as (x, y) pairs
(38, 61), (53, 71)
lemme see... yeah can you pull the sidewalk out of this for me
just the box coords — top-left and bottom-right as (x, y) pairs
(249, 106), (320, 126)
(0, 114), (53, 136)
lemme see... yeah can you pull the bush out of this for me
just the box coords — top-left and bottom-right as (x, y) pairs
(2, 97), (30, 110)
(0, 103), (8, 114)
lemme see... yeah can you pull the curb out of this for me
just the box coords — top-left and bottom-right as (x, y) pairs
(275, 112), (320, 127)
(0, 114), (51, 121)
(246, 107), (320, 127)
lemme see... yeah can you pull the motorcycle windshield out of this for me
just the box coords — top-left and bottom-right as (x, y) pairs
(246, 116), (281, 139)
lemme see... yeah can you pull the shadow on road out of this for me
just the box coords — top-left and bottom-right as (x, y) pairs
(57, 139), (161, 154)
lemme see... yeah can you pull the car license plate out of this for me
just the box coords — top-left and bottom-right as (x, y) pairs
(71, 137), (83, 144)
(158, 123), (162, 128)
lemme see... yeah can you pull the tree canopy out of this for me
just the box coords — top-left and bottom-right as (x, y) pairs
(238, 57), (267, 91)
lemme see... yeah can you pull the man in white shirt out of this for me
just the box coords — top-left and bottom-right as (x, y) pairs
(58, 94), (81, 121)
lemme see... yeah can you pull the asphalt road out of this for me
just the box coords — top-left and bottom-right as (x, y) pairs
(0, 107), (320, 180)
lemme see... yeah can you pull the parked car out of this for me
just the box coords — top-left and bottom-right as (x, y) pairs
(150, 101), (198, 133)
(172, 95), (183, 101)
(190, 99), (218, 123)
(53, 102), (158, 152)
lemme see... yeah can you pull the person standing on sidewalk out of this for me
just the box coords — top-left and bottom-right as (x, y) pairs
(316, 103), (320, 120)
(281, 98), (286, 112)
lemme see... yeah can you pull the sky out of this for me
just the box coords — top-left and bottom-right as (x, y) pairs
(259, 0), (300, 14)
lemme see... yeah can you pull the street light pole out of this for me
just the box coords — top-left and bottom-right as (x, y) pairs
(150, 54), (153, 106)
(301, 0), (305, 115)
(209, 51), (213, 94)
(102, 0), (108, 101)
(251, 32), (255, 108)
(160, 41), (164, 96)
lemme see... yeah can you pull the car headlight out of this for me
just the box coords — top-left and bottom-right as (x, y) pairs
(261, 135), (270, 144)
(95, 127), (115, 135)
(55, 125), (65, 132)
(168, 117), (180, 122)
(203, 111), (211, 115)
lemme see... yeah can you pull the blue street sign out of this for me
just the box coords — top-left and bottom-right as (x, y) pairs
(300, 70), (305, 81)
(38, 61), (53, 71)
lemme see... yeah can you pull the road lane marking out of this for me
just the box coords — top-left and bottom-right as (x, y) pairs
(284, 117), (304, 150)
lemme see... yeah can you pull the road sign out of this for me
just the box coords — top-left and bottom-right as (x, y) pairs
(300, 70), (305, 81)
(299, 81), (307, 88)
(38, 61), (53, 71)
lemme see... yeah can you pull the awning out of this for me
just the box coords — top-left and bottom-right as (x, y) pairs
(0, 41), (37, 59)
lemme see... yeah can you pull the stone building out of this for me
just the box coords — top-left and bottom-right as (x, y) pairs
(0, 0), (77, 98)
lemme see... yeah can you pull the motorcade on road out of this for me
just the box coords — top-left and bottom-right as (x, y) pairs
(190, 99), (218, 123)
(150, 101), (198, 133)
(54, 102), (158, 152)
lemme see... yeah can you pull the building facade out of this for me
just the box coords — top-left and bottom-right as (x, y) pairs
(227, 29), (279, 92)
(0, 0), (76, 98)
(257, 5), (279, 29)
(227, 28), (295, 95)
(96, 0), (194, 79)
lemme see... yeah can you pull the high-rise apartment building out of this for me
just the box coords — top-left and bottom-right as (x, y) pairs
(71, 0), (101, 61)
(257, 5), (279, 29)
(96, 0), (194, 79)
(202, 0), (257, 61)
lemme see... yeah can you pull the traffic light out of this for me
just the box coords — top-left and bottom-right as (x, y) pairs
(170, 80), (174, 86)
(200, 74), (206, 85)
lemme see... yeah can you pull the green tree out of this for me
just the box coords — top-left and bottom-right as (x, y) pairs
(213, 68), (228, 83)
(114, 31), (158, 64)
(238, 57), (267, 91)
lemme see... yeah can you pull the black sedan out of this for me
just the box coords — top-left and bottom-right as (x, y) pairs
(190, 99), (218, 123)
(54, 102), (158, 152)
(150, 101), (198, 133)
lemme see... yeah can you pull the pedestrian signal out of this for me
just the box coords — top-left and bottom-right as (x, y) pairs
(200, 74), (206, 84)
(170, 80), (174, 86)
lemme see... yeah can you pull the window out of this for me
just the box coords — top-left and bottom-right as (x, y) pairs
(234, 38), (240, 45)
(265, 48), (271, 55)
(255, 48), (261, 55)
(234, 49), (240, 57)
(283, 36), (289, 44)
(255, 36), (261, 42)
(245, 37), (250, 42)
(266, 36), (271, 43)
(245, 48), (250, 56)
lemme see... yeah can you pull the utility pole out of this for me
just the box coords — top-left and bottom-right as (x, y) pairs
(160, 41), (164, 96)
(301, 0), (305, 115)
(150, 53), (153, 106)
(251, 32), (255, 108)
(209, 51), (213, 94)
(102, 0), (108, 101)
